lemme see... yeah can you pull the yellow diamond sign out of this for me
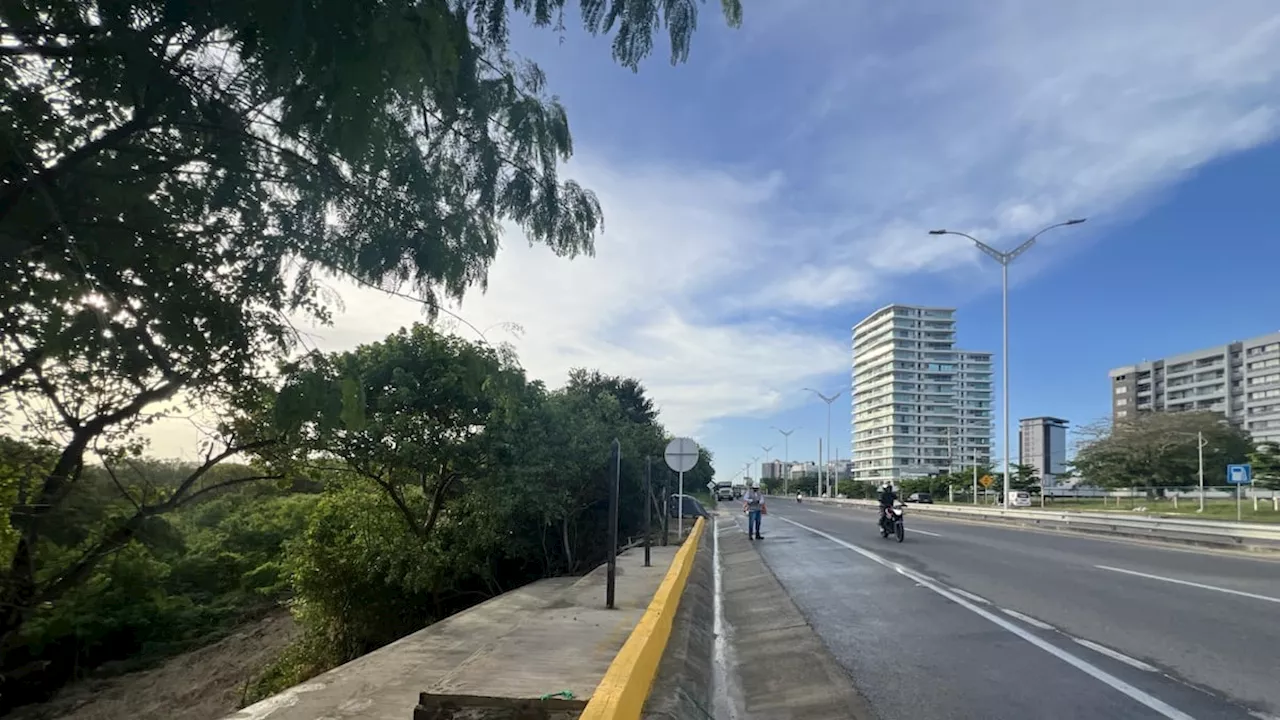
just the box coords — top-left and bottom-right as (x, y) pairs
(979, 475), (994, 488)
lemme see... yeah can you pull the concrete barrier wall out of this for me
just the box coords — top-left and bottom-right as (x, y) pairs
(640, 528), (713, 720)
(809, 497), (1280, 553)
(578, 517), (707, 720)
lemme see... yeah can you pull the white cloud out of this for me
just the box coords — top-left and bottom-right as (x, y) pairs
(140, 0), (1280, 460)
(296, 160), (849, 440)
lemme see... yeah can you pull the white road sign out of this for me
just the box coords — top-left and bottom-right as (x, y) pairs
(664, 437), (700, 473)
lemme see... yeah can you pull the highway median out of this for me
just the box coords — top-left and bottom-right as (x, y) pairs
(809, 497), (1280, 553)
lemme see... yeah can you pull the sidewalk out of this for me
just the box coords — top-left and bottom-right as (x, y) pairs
(224, 544), (679, 720)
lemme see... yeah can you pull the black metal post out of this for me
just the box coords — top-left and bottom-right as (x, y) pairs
(644, 456), (652, 567)
(661, 469), (670, 546)
(606, 439), (621, 609)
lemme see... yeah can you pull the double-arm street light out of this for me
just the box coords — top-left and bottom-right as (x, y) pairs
(772, 426), (796, 493)
(804, 388), (844, 497)
(929, 219), (1087, 508)
(760, 445), (774, 489)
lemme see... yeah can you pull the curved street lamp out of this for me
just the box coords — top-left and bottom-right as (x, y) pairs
(804, 388), (844, 497)
(928, 219), (1087, 508)
(772, 426), (797, 493)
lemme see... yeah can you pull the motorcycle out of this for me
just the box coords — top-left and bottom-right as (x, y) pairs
(879, 504), (905, 542)
(796, 493), (803, 504)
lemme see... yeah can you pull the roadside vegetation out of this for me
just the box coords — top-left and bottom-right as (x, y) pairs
(0, 0), (739, 712)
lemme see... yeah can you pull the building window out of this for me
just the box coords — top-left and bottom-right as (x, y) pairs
(1115, 398), (1128, 406)
(1114, 386), (1128, 394)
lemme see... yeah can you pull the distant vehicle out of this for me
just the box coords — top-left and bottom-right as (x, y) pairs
(907, 492), (933, 504)
(1008, 491), (1033, 507)
(732, 484), (745, 499)
(715, 483), (735, 501)
(669, 494), (709, 519)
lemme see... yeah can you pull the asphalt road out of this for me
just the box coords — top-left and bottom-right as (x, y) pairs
(738, 500), (1280, 720)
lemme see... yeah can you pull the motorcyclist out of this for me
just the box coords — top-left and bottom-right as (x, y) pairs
(877, 481), (898, 532)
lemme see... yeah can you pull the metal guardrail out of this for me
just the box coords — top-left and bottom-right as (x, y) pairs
(809, 498), (1280, 551)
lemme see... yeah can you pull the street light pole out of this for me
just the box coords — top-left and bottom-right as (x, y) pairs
(1198, 430), (1207, 513)
(773, 427), (796, 494)
(804, 389), (843, 498)
(929, 219), (1087, 508)
(760, 445), (774, 490)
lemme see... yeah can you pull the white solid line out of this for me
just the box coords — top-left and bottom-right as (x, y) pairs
(1000, 608), (1056, 631)
(1072, 638), (1159, 673)
(775, 516), (1197, 720)
(949, 588), (991, 605)
(912, 528), (944, 537)
(1095, 565), (1280, 605)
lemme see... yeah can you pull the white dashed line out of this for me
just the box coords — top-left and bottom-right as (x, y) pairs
(1071, 638), (1159, 672)
(1000, 608), (1056, 631)
(949, 587), (992, 605)
(1096, 565), (1280, 605)
(776, 515), (1197, 720)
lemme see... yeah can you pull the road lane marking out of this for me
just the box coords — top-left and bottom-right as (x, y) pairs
(949, 588), (991, 605)
(912, 528), (944, 537)
(1071, 638), (1159, 673)
(776, 515), (1197, 720)
(1095, 565), (1280, 605)
(1000, 608), (1056, 631)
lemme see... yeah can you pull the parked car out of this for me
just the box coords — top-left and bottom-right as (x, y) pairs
(1008, 490), (1033, 507)
(906, 492), (934, 504)
(668, 494), (709, 519)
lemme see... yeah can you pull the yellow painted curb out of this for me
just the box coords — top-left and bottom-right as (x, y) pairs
(578, 516), (707, 720)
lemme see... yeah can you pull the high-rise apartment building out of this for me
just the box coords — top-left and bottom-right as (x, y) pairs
(1019, 417), (1069, 489)
(760, 460), (786, 480)
(1109, 331), (1280, 446)
(851, 305), (995, 481)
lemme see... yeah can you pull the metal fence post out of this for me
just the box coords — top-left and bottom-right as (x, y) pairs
(606, 439), (620, 609)
(644, 456), (652, 567)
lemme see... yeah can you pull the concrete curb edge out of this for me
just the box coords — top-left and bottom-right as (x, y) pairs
(578, 517), (707, 720)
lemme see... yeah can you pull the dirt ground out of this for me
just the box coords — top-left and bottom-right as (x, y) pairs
(9, 612), (298, 720)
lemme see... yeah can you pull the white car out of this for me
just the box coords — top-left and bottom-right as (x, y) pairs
(1008, 491), (1033, 507)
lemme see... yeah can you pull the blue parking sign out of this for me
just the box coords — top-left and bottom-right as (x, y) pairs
(1226, 464), (1252, 485)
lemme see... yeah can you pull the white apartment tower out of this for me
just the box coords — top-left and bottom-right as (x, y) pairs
(1109, 331), (1280, 446)
(851, 305), (995, 481)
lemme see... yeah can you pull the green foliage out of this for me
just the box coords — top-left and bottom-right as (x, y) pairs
(0, 0), (736, 653)
(1250, 442), (1280, 490)
(1071, 413), (1255, 490)
(0, 465), (318, 710)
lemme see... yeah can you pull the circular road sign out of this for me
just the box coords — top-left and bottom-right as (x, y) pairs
(664, 437), (700, 473)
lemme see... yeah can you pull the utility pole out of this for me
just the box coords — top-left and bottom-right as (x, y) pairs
(1198, 430), (1207, 513)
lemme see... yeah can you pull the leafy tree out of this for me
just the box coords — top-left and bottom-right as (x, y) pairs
(1071, 413), (1254, 492)
(0, 0), (739, 645)
(272, 324), (528, 539)
(1249, 442), (1280, 490)
(1011, 463), (1039, 491)
(566, 368), (660, 426)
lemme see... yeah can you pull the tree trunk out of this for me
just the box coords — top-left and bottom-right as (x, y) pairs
(560, 517), (573, 572)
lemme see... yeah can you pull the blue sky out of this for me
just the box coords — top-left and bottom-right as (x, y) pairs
(139, 2), (1280, 473)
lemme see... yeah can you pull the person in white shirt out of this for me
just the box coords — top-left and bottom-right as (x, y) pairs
(743, 484), (766, 540)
